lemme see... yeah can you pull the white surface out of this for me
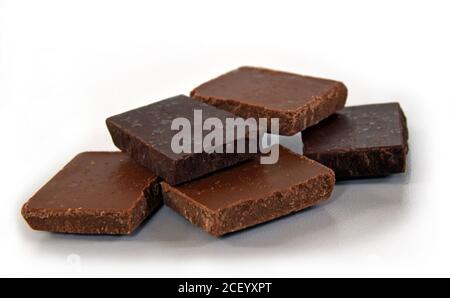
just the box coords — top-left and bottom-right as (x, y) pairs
(1, 0), (449, 277)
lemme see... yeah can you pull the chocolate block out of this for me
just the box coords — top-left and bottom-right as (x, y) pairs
(302, 103), (409, 179)
(191, 66), (347, 135)
(161, 148), (335, 237)
(106, 95), (256, 185)
(22, 152), (161, 235)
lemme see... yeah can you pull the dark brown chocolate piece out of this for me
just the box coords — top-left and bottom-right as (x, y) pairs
(161, 148), (335, 237)
(22, 152), (161, 235)
(106, 95), (256, 185)
(302, 103), (409, 179)
(191, 66), (348, 135)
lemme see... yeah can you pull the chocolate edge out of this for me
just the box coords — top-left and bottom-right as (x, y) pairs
(21, 175), (162, 235)
(161, 164), (335, 237)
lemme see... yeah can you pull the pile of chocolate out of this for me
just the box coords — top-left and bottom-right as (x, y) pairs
(22, 67), (409, 237)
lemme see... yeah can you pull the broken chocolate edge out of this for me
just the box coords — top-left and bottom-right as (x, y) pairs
(21, 173), (163, 235)
(161, 162), (335, 237)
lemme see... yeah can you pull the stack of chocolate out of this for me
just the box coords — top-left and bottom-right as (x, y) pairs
(22, 67), (409, 237)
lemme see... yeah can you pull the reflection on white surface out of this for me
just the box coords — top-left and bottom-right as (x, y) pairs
(18, 170), (410, 263)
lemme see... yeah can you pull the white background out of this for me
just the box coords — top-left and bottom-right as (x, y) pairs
(1, 0), (449, 277)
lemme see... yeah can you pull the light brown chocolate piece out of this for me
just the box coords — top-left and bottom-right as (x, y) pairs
(191, 66), (347, 135)
(22, 152), (161, 235)
(161, 148), (335, 237)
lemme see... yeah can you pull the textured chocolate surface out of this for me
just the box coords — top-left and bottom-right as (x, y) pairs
(191, 66), (348, 135)
(22, 152), (161, 235)
(106, 95), (256, 185)
(303, 103), (409, 179)
(161, 148), (335, 237)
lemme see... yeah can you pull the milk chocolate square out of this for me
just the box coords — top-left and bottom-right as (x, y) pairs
(161, 148), (335, 237)
(22, 152), (161, 235)
(191, 66), (348, 135)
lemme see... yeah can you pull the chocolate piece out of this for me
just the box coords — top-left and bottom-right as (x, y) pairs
(106, 95), (256, 185)
(22, 152), (161, 235)
(302, 103), (409, 179)
(161, 148), (335, 237)
(191, 66), (347, 135)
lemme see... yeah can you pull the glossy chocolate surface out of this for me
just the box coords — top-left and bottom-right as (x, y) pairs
(22, 152), (161, 235)
(162, 148), (335, 236)
(191, 67), (347, 135)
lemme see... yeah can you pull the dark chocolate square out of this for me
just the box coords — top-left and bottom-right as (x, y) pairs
(106, 95), (257, 185)
(302, 103), (409, 179)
